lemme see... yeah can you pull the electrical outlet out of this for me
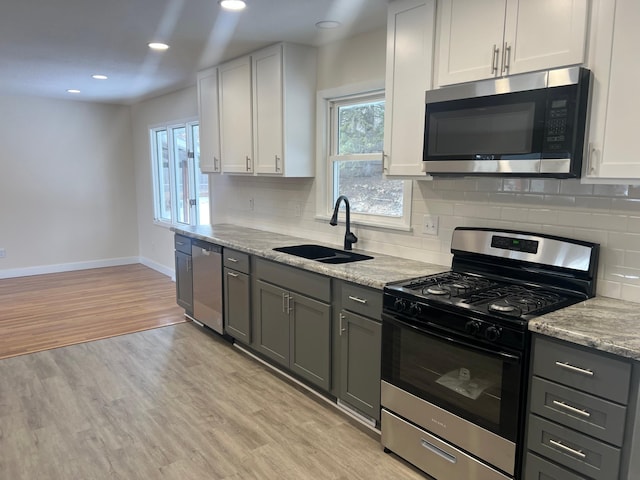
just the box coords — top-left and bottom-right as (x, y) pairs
(0, 248), (5, 258)
(422, 215), (439, 236)
(249, 198), (254, 211)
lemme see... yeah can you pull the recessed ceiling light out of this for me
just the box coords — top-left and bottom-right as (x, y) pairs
(67, 89), (81, 94)
(219, 0), (246, 11)
(148, 42), (170, 51)
(315, 20), (341, 29)
(92, 74), (108, 80)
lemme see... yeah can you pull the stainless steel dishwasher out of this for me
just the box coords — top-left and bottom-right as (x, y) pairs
(190, 240), (223, 334)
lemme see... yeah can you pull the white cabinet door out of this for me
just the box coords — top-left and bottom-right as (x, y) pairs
(197, 67), (220, 173)
(584, 0), (640, 181)
(437, 0), (588, 86)
(504, 0), (588, 76)
(218, 56), (253, 173)
(384, 0), (436, 177)
(437, 0), (507, 86)
(252, 44), (284, 175)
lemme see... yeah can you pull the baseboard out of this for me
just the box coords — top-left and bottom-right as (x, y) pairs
(139, 257), (174, 280)
(0, 257), (140, 280)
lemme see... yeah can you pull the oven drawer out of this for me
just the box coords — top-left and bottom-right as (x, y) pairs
(527, 415), (620, 480)
(382, 409), (509, 480)
(530, 376), (627, 446)
(340, 282), (382, 319)
(532, 336), (631, 404)
(524, 452), (586, 480)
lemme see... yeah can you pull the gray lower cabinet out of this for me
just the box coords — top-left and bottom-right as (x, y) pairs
(333, 280), (382, 422)
(174, 234), (193, 314)
(525, 334), (632, 480)
(223, 249), (251, 343)
(253, 258), (331, 391)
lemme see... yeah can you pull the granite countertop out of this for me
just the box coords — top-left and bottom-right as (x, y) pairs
(529, 296), (640, 361)
(172, 223), (448, 289)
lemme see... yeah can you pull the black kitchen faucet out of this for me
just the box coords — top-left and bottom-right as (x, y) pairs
(330, 195), (357, 251)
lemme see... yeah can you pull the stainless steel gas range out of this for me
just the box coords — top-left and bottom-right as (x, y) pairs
(380, 227), (599, 480)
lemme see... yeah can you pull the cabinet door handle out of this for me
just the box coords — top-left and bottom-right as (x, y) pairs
(288, 295), (293, 314)
(552, 400), (591, 418)
(214, 157), (220, 171)
(339, 313), (346, 336)
(246, 156), (251, 171)
(186, 257), (192, 272)
(227, 257), (239, 263)
(587, 144), (599, 176)
(491, 44), (499, 74)
(548, 439), (586, 459)
(502, 42), (511, 74)
(275, 155), (281, 172)
(382, 151), (388, 173)
(227, 271), (239, 278)
(348, 295), (368, 305)
(555, 361), (594, 377)
(282, 293), (288, 313)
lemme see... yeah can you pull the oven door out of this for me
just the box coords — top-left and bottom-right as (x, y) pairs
(381, 312), (524, 443)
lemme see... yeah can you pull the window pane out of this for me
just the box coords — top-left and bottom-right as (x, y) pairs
(155, 130), (171, 222)
(334, 160), (404, 217)
(172, 127), (190, 225)
(191, 125), (209, 225)
(337, 100), (385, 154)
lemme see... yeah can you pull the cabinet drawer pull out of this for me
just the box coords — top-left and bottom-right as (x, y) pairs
(548, 439), (586, 459)
(555, 361), (594, 376)
(176, 241), (185, 246)
(420, 439), (457, 464)
(227, 257), (239, 263)
(348, 295), (368, 305)
(227, 272), (239, 278)
(552, 400), (591, 418)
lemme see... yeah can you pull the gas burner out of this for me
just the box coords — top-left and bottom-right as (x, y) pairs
(425, 286), (450, 296)
(489, 303), (518, 313)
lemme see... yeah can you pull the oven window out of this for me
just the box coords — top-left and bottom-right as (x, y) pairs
(382, 317), (522, 440)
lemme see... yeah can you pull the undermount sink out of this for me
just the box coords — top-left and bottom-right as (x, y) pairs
(273, 244), (373, 264)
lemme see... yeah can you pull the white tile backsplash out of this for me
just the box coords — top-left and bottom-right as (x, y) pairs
(210, 175), (640, 303)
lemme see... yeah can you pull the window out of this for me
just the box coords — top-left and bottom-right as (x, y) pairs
(151, 120), (209, 226)
(318, 86), (411, 230)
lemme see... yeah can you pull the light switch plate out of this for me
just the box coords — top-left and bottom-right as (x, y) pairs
(422, 215), (439, 236)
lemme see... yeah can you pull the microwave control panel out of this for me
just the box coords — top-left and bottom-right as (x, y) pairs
(543, 88), (576, 154)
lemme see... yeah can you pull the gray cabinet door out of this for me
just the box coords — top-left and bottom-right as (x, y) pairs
(224, 267), (250, 343)
(340, 310), (382, 420)
(175, 251), (193, 314)
(289, 293), (331, 390)
(255, 279), (289, 367)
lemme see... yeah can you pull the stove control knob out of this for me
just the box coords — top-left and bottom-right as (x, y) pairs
(408, 302), (422, 316)
(485, 326), (502, 342)
(464, 320), (481, 336)
(394, 298), (408, 313)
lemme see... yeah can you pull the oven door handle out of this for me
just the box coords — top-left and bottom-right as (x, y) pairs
(383, 314), (521, 363)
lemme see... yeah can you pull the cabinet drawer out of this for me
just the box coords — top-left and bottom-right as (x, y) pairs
(340, 282), (382, 319)
(174, 234), (191, 254)
(525, 452), (587, 480)
(530, 376), (627, 446)
(532, 336), (631, 404)
(254, 258), (330, 302)
(223, 248), (250, 273)
(527, 415), (620, 480)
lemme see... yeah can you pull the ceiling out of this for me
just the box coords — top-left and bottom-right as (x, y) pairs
(0, 0), (389, 105)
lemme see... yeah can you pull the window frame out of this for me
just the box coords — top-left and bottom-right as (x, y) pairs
(315, 82), (412, 231)
(150, 118), (209, 228)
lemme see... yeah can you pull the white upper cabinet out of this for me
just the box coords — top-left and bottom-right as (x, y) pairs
(437, 0), (588, 86)
(383, 0), (436, 177)
(218, 55), (254, 174)
(252, 43), (316, 177)
(197, 67), (221, 173)
(584, 0), (640, 182)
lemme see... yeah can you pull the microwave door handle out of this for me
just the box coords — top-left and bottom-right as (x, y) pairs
(383, 314), (521, 363)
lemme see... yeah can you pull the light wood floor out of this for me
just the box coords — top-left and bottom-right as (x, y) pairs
(0, 264), (186, 359)
(0, 323), (426, 479)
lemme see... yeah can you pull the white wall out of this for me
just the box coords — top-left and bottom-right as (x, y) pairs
(207, 28), (640, 303)
(0, 94), (137, 277)
(130, 86), (198, 276)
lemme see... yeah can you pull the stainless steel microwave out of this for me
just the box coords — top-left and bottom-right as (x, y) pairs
(422, 67), (592, 178)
